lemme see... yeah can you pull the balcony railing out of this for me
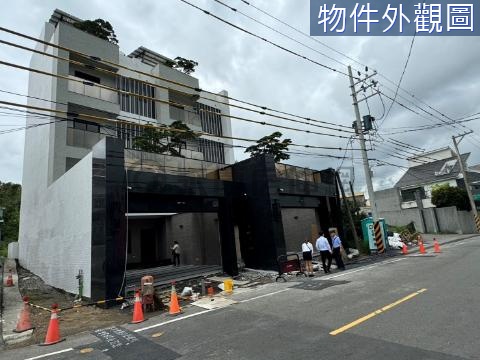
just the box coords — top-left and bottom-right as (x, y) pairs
(275, 163), (322, 184)
(125, 149), (233, 181)
(68, 76), (118, 103)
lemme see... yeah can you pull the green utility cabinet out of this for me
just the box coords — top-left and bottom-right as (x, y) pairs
(361, 217), (388, 252)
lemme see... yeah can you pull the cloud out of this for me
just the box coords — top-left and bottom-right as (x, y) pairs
(0, 0), (479, 193)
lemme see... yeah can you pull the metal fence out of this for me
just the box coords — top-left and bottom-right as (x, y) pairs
(275, 163), (322, 183)
(124, 149), (233, 181)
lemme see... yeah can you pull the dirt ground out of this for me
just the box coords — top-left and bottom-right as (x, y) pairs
(8, 266), (274, 349)
(9, 267), (152, 349)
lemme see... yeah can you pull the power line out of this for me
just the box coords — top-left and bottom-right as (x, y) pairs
(238, 0), (470, 138)
(378, 32), (416, 129)
(212, 0), (350, 68)
(0, 27), (353, 131)
(177, 0), (351, 77)
(0, 60), (356, 141)
(0, 39), (354, 135)
(0, 99), (368, 152)
(237, 0), (367, 69)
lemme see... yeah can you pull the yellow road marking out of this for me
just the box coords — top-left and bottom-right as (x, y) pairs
(330, 288), (427, 336)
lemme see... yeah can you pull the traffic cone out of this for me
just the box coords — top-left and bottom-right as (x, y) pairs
(5, 269), (14, 287)
(419, 241), (426, 254)
(168, 282), (182, 316)
(402, 243), (408, 255)
(40, 304), (64, 346)
(130, 290), (145, 324)
(434, 238), (442, 253)
(13, 296), (34, 333)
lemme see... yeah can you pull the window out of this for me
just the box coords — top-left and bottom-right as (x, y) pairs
(74, 71), (100, 84)
(68, 119), (100, 133)
(116, 122), (143, 149)
(435, 159), (457, 176)
(197, 103), (223, 136)
(401, 187), (426, 202)
(117, 76), (156, 119)
(196, 103), (225, 163)
(199, 138), (225, 164)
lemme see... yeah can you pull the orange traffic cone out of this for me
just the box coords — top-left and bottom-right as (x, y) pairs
(5, 269), (14, 287)
(402, 243), (408, 255)
(419, 241), (426, 254)
(434, 238), (442, 253)
(40, 304), (64, 346)
(168, 282), (182, 316)
(131, 290), (145, 324)
(13, 296), (34, 333)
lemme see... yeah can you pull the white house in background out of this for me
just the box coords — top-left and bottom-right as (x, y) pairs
(394, 147), (480, 209)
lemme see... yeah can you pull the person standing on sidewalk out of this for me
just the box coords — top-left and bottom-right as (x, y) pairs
(315, 231), (332, 273)
(301, 239), (314, 277)
(330, 230), (345, 270)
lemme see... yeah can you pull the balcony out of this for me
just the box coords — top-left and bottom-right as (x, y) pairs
(275, 163), (322, 184)
(68, 76), (118, 103)
(125, 149), (232, 181)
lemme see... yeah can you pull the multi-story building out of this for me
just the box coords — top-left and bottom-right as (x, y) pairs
(19, 10), (233, 298)
(18, 10), (342, 302)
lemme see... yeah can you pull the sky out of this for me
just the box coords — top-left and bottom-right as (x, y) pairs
(0, 0), (479, 195)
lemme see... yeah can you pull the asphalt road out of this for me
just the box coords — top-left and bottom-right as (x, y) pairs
(4, 236), (480, 360)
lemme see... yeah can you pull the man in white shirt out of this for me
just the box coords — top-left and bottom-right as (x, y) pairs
(330, 230), (345, 270)
(315, 232), (332, 273)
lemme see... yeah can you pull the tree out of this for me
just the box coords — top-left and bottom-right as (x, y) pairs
(172, 57), (198, 74)
(245, 131), (292, 162)
(0, 182), (21, 257)
(431, 184), (470, 211)
(133, 121), (199, 157)
(74, 19), (118, 44)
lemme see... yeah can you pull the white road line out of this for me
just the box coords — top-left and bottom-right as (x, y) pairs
(24, 348), (74, 360)
(323, 258), (405, 280)
(239, 288), (290, 303)
(134, 289), (291, 332)
(134, 309), (215, 333)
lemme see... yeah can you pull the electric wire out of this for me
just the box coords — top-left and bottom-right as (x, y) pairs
(177, 0), (351, 77)
(0, 60), (356, 140)
(0, 99), (369, 152)
(0, 26), (353, 130)
(378, 32), (416, 129)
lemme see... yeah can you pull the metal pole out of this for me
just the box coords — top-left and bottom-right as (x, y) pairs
(349, 181), (359, 213)
(336, 171), (361, 251)
(348, 66), (385, 253)
(348, 66), (378, 221)
(452, 134), (480, 232)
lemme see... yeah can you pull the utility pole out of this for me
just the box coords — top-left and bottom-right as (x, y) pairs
(452, 132), (480, 233)
(348, 66), (385, 253)
(335, 171), (361, 251)
(349, 181), (358, 213)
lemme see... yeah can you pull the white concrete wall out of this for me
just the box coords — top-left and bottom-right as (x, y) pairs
(19, 153), (92, 297)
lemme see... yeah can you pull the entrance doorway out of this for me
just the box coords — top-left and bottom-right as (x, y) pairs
(140, 228), (156, 267)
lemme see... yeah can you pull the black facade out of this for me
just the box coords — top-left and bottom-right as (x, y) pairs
(232, 155), (342, 270)
(89, 139), (342, 301)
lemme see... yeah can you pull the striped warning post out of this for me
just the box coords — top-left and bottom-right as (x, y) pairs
(475, 214), (480, 233)
(374, 221), (385, 254)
